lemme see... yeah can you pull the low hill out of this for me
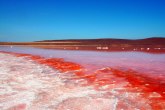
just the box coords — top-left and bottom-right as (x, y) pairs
(37, 37), (165, 45)
(0, 37), (165, 53)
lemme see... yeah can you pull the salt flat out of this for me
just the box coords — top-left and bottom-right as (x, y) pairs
(0, 52), (164, 110)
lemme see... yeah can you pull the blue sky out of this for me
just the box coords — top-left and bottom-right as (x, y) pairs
(0, 0), (165, 42)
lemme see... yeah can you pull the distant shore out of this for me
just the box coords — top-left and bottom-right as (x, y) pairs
(1, 37), (165, 53)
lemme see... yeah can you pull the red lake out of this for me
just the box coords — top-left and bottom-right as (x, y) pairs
(0, 46), (165, 110)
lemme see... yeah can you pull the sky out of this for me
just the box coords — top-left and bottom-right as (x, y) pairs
(0, 0), (165, 42)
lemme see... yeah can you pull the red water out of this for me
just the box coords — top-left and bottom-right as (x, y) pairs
(1, 50), (165, 110)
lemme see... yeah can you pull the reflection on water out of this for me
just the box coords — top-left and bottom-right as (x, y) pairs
(0, 46), (165, 109)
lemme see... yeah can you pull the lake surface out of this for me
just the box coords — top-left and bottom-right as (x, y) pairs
(1, 46), (165, 76)
(0, 46), (165, 109)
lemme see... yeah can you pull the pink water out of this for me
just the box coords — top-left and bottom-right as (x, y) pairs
(0, 46), (165, 110)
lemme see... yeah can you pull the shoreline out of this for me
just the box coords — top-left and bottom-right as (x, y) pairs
(1, 45), (165, 53)
(1, 37), (165, 53)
